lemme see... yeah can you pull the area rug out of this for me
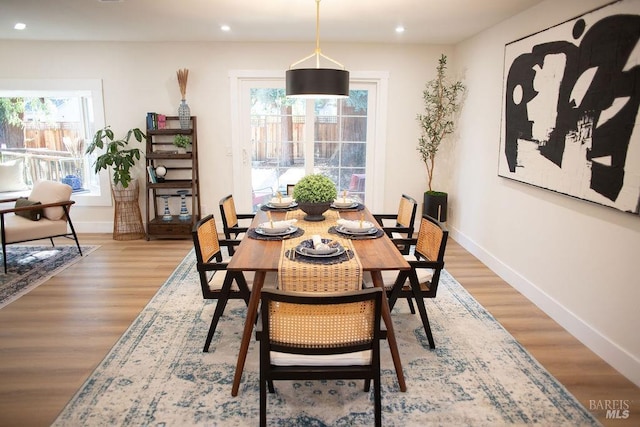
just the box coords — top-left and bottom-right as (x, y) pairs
(53, 249), (600, 426)
(0, 245), (99, 308)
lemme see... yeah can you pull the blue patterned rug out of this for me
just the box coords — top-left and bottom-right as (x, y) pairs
(53, 249), (600, 426)
(0, 245), (99, 308)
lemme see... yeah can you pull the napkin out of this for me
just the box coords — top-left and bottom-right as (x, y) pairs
(336, 219), (373, 229)
(259, 219), (297, 229)
(311, 234), (330, 250)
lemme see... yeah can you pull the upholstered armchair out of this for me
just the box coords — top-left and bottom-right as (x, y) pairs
(0, 180), (82, 273)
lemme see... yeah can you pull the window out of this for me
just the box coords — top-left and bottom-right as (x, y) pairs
(230, 71), (388, 213)
(0, 79), (109, 205)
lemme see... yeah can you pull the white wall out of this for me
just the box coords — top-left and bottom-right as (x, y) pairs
(0, 40), (444, 231)
(452, 0), (640, 386)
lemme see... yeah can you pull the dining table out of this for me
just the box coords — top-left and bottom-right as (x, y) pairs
(227, 203), (410, 396)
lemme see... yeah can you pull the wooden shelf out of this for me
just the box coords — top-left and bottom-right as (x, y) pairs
(145, 115), (200, 240)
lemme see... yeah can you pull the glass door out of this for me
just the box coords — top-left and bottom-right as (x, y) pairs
(232, 76), (381, 213)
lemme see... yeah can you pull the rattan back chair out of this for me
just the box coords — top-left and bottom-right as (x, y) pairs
(192, 214), (253, 352)
(256, 287), (385, 427)
(373, 194), (417, 254)
(386, 214), (448, 348)
(219, 194), (254, 255)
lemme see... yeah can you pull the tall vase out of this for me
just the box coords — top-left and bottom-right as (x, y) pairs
(178, 99), (191, 129)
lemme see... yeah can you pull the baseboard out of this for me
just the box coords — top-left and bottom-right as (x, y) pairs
(74, 221), (114, 234)
(449, 226), (640, 388)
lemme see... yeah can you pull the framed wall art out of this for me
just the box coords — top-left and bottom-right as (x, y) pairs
(499, 0), (640, 216)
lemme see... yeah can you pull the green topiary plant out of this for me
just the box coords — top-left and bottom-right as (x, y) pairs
(292, 173), (338, 203)
(85, 126), (145, 189)
(173, 134), (190, 149)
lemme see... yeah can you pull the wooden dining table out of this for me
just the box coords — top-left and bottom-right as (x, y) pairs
(227, 205), (410, 396)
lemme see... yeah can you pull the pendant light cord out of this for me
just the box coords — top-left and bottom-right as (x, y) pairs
(289, 0), (345, 70)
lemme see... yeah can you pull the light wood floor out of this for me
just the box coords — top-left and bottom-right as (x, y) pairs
(0, 235), (637, 426)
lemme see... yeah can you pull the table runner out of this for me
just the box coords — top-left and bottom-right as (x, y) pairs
(278, 209), (363, 292)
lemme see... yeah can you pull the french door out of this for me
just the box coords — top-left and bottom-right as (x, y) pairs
(230, 72), (387, 213)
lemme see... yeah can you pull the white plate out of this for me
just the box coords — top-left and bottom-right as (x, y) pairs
(266, 201), (298, 209)
(255, 225), (297, 236)
(295, 239), (345, 258)
(332, 199), (356, 208)
(336, 225), (378, 235)
(331, 202), (359, 209)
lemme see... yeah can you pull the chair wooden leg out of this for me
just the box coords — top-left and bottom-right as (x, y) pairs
(260, 379), (267, 427)
(374, 376), (382, 427)
(203, 277), (233, 352)
(406, 297), (416, 314)
(411, 282), (435, 349)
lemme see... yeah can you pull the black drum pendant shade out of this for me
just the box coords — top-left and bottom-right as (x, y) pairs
(286, 68), (349, 98)
(285, 0), (349, 99)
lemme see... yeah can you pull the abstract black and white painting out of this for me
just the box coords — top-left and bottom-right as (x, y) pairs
(499, 0), (640, 215)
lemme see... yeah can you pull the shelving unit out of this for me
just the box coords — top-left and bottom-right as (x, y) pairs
(145, 115), (200, 239)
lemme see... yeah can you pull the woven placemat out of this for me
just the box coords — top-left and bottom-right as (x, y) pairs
(246, 227), (305, 241)
(328, 226), (385, 240)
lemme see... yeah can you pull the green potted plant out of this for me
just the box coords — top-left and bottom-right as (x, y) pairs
(292, 173), (338, 221)
(416, 54), (465, 222)
(85, 125), (146, 240)
(86, 126), (145, 189)
(173, 134), (191, 153)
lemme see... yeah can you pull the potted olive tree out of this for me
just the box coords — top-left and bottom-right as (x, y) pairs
(417, 54), (465, 222)
(292, 173), (338, 221)
(85, 125), (146, 240)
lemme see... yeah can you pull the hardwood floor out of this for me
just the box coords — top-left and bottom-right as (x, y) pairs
(0, 234), (637, 426)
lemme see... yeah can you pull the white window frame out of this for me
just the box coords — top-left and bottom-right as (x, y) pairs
(229, 70), (389, 213)
(0, 78), (110, 206)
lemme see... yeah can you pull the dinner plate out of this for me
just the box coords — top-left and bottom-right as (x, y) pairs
(295, 239), (345, 258)
(255, 225), (298, 236)
(331, 202), (359, 209)
(335, 225), (378, 236)
(266, 201), (298, 209)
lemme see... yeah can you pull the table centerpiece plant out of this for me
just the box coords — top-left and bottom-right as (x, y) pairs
(292, 173), (338, 221)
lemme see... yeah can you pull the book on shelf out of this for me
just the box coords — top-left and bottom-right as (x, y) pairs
(147, 165), (157, 183)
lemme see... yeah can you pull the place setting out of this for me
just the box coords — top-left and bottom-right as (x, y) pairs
(284, 235), (353, 265)
(247, 214), (304, 240)
(330, 191), (364, 211)
(329, 214), (384, 239)
(260, 193), (299, 211)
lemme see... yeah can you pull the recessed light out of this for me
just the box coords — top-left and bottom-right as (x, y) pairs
(221, 25), (231, 32)
(395, 26), (405, 34)
(14, 23), (26, 30)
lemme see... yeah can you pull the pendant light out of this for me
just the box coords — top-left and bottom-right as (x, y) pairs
(286, 0), (349, 98)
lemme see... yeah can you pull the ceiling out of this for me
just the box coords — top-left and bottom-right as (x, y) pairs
(1, 0), (545, 44)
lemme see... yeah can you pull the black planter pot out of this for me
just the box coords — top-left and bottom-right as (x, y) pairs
(297, 202), (332, 221)
(423, 192), (448, 222)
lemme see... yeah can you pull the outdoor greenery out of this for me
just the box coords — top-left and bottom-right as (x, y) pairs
(86, 126), (145, 189)
(173, 134), (190, 149)
(417, 54), (465, 192)
(292, 173), (338, 203)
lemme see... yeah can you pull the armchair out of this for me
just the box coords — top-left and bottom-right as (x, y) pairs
(1, 180), (82, 273)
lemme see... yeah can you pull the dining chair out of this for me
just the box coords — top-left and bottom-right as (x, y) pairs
(373, 194), (418, 254)
(1, 180), (82, 273)
(219, 194), (254, 255)
(364, 213), (448, 349)
(372, 194), (418, 311)
(256, 287), (385, 427)
(192, 213), (275, 352)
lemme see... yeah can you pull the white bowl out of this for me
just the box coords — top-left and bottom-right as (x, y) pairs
(269, 197), (294, 208)
(341, 220), (375, 233)
(333, 199), (355, 208)
(258, 222), (291, 234)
